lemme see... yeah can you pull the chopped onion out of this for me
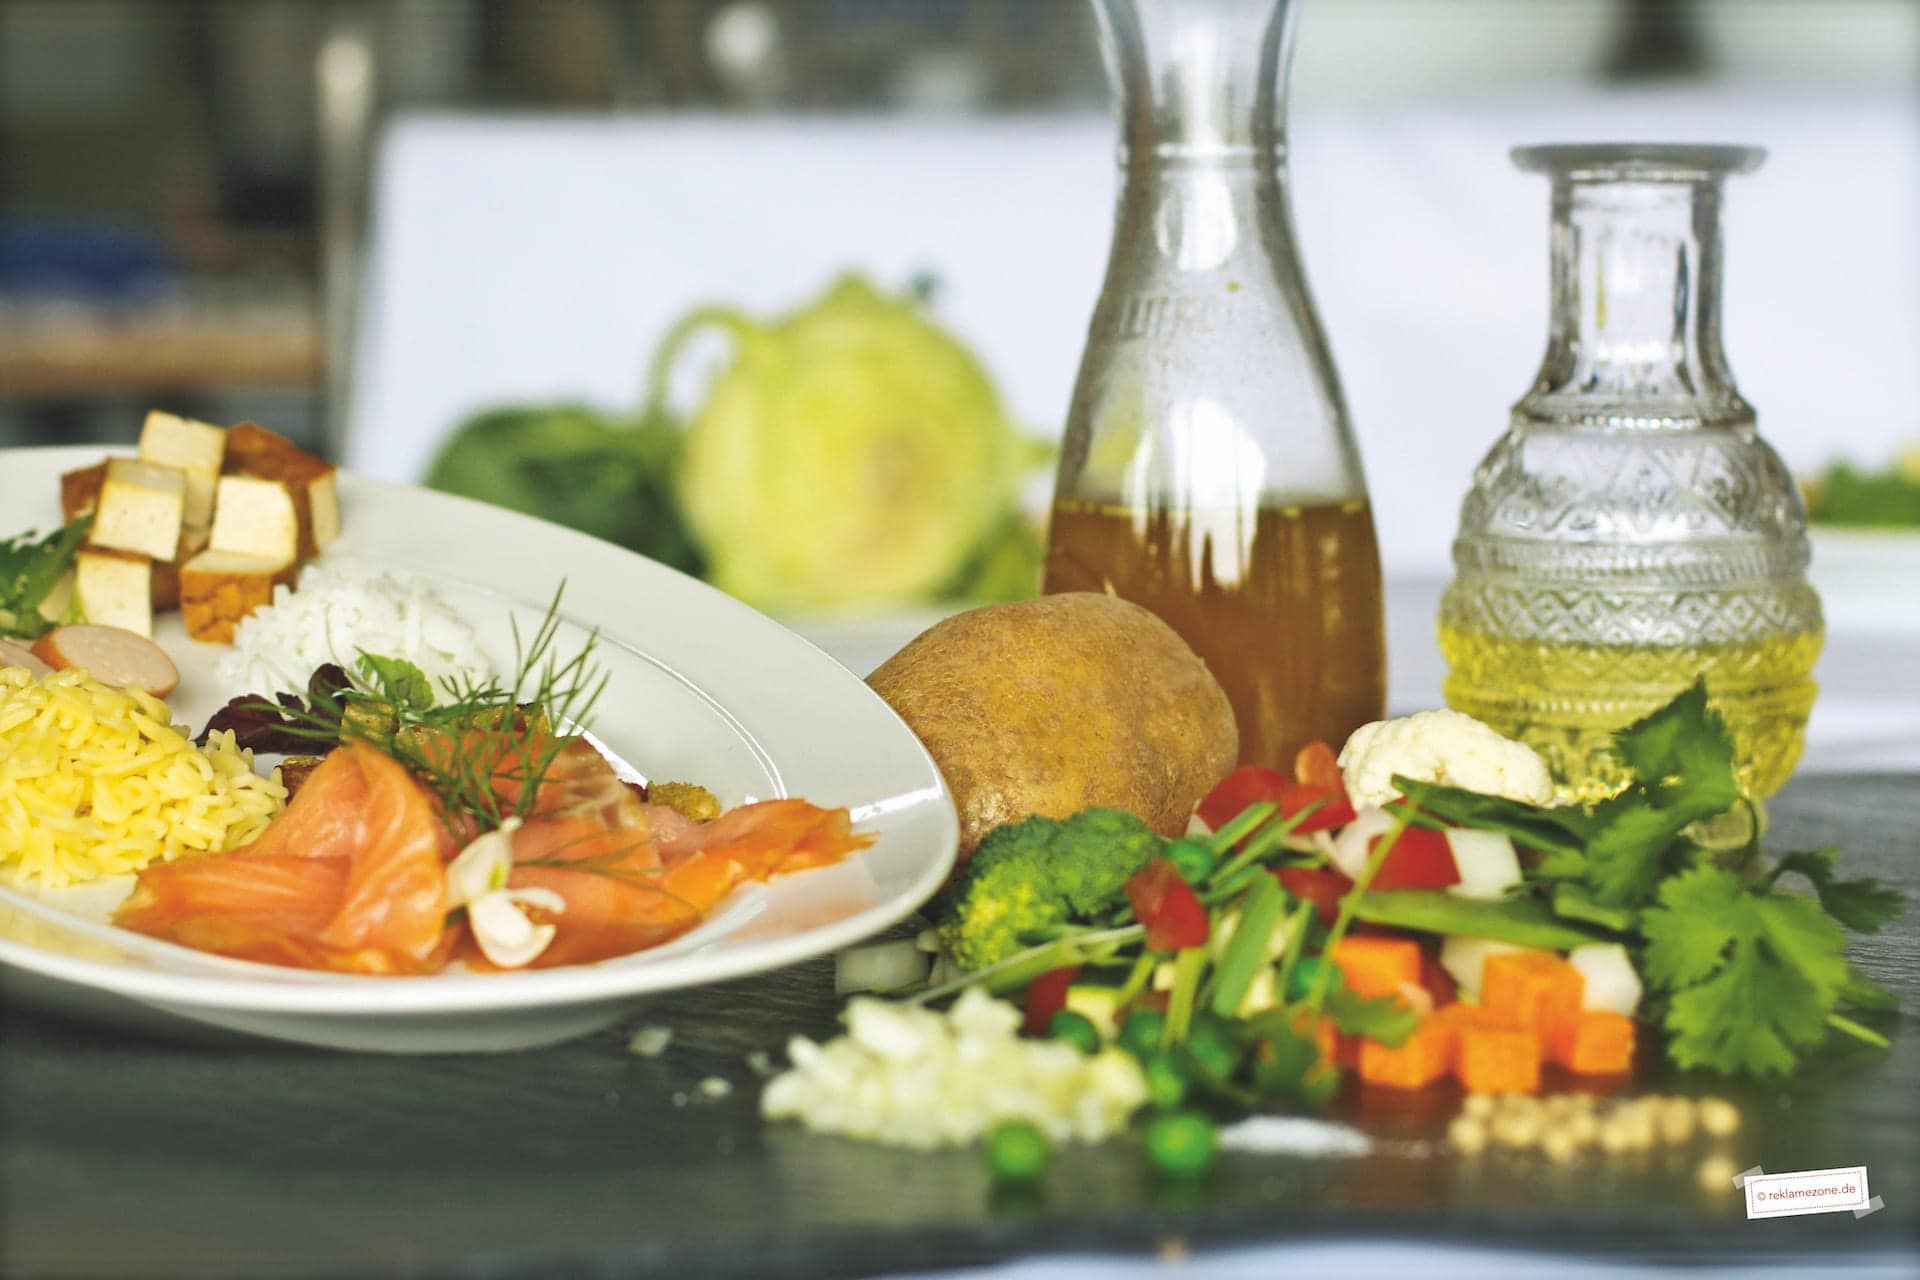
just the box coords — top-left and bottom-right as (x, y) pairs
(1327, 807), (1398, 880)
(834, 939), (931, 995)
(1570, 943), (1644, 1016)
(1444, 829), (1523, 900)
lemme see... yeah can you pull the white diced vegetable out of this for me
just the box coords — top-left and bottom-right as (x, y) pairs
(1327, 807), (1398, 880)
(1439, 935), (1527, 997)
(1569, 943), (1644, 1016)
(834, 939), (931, 995)
(1445, 829), (1523, 899)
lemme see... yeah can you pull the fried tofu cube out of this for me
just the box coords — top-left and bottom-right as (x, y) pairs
(224, 423), (339, 558)
(91, 459), (187, 561)
(207, 474), (300, 564)
(61, 462), (107, 522)
(138, 411), (228, 529)
(75, 547), (155, 638)
(179, 549), (297, 643)
(152, 527), (209, 613)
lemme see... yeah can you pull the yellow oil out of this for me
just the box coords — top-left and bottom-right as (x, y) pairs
(1437, 625), (1823, 802)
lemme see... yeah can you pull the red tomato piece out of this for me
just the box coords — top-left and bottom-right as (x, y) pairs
(1196, 765), (1291, 832)
(1125, 860), (1211, 951)
(1275, 865), (1355, 925)
(1293, 741), (1343, 790)
(1278, 781), (1358, 834)
(1024, 965), (1083, 1037)
(1367, 826), (1461, 891)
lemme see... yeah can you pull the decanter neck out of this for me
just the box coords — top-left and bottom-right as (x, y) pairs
(1516, 144), (1762, 430)
(1095, 0), (1293, 167)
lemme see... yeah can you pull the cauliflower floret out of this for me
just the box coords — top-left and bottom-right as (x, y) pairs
(1338, 709), (1552, 809)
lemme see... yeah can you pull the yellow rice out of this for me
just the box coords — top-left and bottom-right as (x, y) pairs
(0, 666), (286, 889)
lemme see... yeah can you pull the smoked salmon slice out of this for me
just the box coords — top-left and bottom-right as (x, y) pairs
(488, 798), (878, 969)
(115, 743), (450, 974)
(116, 727), (873, 975)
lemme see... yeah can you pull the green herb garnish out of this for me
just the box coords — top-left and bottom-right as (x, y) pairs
(0, 515), (90, 639)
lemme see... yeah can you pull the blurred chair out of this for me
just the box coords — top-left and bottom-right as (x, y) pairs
(347, 89), (1920, 578)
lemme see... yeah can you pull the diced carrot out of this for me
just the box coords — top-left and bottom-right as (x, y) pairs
(1357, 1017), (1452, 1090)
(1549, 1010), (1636, 1075)
(1455, 1025), (1543, 1094)
(1330, 936), (1423, 1000)
(1481, 952), (1584, 1044)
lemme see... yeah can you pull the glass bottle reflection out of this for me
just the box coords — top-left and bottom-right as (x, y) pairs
(1043, 0), (1385, 767)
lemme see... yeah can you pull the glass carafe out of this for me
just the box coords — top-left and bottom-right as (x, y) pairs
(1042, 0), (1385, 768)
(1439, 144), (1822, 801)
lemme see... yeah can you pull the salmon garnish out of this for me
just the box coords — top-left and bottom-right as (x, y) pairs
(115, 743), (450, 974)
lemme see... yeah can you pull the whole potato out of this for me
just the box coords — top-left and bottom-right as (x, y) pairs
(868, 592), (1238, 860)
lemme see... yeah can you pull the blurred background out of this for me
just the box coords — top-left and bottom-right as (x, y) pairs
(2, 0), (1916, 589)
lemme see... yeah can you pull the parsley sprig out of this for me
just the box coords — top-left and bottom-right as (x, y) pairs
(0, 515), (90, 639)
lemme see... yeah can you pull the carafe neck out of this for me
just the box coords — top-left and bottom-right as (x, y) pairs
(1097, 0), (1292, 171)
(1515, 144), (1762, 431)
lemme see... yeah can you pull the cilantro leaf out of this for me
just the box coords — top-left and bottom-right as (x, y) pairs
(1324, 984), (1419, 1047)
(1244, 1011), (1341, 1108)
(1641, 865), (1852, 1076)
(1753, 893), (1849, 1005)
(1664, 943), (1825, 1076)
(1767, 848), (1905, 934)
(1582, 798), (1700, 906)
(1641, 864), (1749, 988)
(1838, 966), (1898, 1014)
(1611, 679), (1742, 816)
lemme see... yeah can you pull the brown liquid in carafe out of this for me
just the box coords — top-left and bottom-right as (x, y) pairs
(1042, 498), (1386, 768)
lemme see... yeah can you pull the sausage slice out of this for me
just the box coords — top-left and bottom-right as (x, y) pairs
(30, 624), (180, 698)
(0, 638), (55, 679)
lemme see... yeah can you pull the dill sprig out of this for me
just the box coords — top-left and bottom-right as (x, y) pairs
(223, 584), (609, 835)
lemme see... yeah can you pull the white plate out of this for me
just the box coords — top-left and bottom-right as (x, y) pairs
(0, 445), (957, 1052)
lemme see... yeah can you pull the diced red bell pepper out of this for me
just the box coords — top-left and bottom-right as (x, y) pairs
(1196, 765), (1291, 832)
(1275, 865), (1355, 925)
(1125, 859), (1211, 951)
(1293, 741), (1344, 790)
(1366, 825), (1461, 891)
(1024, 965), (1083, 1037)
(1277, 780), (1357, 834)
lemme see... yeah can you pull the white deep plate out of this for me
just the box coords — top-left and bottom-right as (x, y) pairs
(0, 445), (957, 1052)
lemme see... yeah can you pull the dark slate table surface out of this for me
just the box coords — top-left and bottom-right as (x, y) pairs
(3, 773), (1917, 1279)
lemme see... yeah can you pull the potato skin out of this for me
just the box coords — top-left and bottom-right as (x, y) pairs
(868, 592), (1238, 860)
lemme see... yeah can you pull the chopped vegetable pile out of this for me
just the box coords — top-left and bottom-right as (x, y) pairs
(891, 679), (1901, 1175)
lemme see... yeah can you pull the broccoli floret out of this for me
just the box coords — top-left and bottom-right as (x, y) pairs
(938, 808), (1164, 971)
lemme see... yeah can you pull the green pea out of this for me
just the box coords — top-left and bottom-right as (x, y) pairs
(1182, 1016), (1242, 1083)
(985, 1121), (1051, 1184)
(1118, 1008), (1167, 1059)
(1286, 955), (1324, 1002)
(1143, 1054), (1189, 1109)
(1165, 838), (1217, 884)
(1048, 1010), (1102, 1054)
(1144, 1110), (1218, 1178)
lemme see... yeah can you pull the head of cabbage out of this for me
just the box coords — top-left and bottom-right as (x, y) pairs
(657, 275), (1041, 612)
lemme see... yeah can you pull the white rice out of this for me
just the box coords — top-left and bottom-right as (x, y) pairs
(217, 559), (495, 699)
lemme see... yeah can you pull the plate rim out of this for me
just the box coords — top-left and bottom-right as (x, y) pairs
(0, 444), (958, 1017)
